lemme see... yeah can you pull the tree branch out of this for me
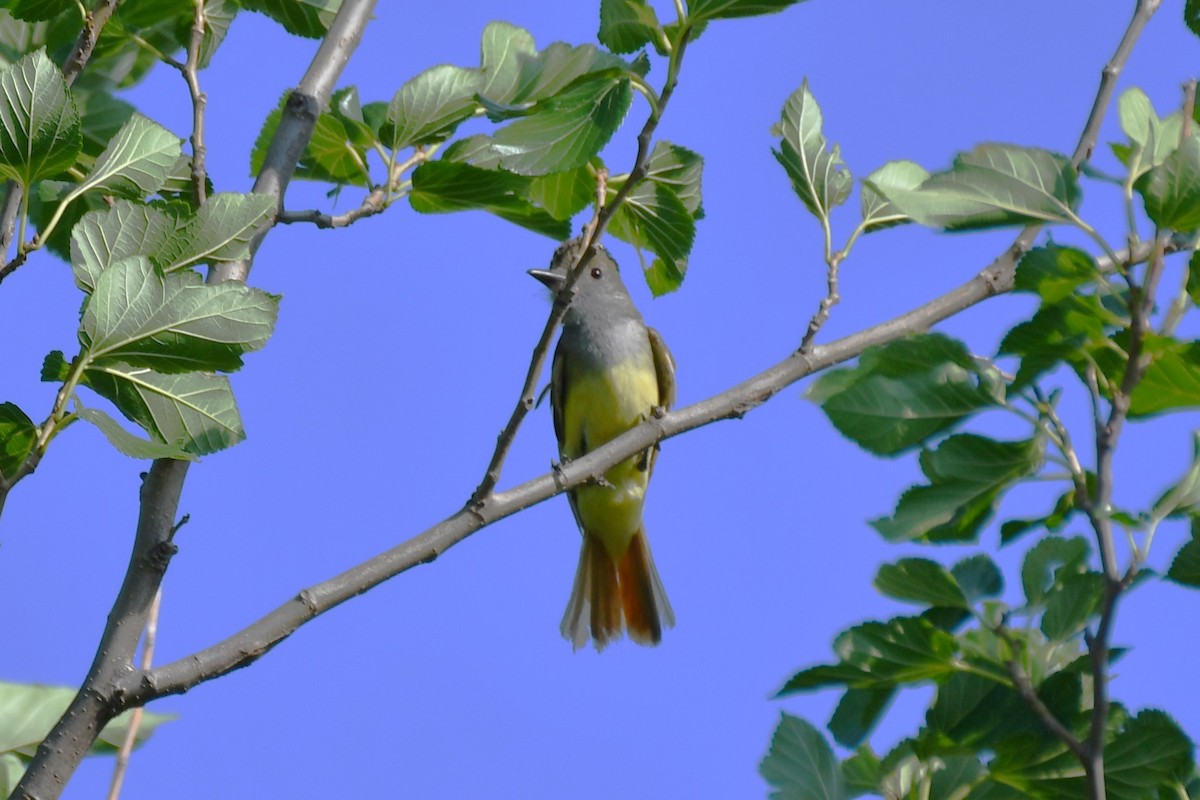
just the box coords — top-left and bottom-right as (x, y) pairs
(10, 3), (379, 797)
(184, 0), (209, 207)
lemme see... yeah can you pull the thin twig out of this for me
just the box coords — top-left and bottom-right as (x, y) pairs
(104, 589), (163, 800)
(1182, 79), (1196, 141)
(995, 624), (1089, 762)
(184, 0), (209, 206)
(278, 149), (431, 228)
(470, 26), (693, 503)
(799, 249), (843, 353)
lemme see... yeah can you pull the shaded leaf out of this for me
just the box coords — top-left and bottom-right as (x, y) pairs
(0, 48), (80, 186)
(1013, 245), (1097, 304)
(599, 0), (661, 53)
(80, 362), (244, 455)
(952, 554), (1004, 604)
(0, 402), (36, 480)
(835, 617), (957, 684)
(840, 748), (881, 799)
(1021, 535), (1089, 608)
(872, 436), (1042, 543)
(874, 558), (967, 608)
(238, 0), (339, 39)
(689, 0), (809, 22)
(1166, 518), (1200, 588)
(772, 79), (851, 221)
(829, 687), (895, 749)
(408, 160), (570, 239)
(1041, 570), (1105, 640)
(760, 713), (847, 800)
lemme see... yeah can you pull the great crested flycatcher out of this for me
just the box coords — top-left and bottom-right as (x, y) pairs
(529, 239), (676, 651)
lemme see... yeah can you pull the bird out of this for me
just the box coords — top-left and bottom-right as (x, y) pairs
(529, 238), (676, 651)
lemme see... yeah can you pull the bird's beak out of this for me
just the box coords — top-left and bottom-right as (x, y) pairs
(528, 268), (565, 289)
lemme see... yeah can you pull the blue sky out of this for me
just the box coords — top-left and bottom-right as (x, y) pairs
(2, 1), (1199, 797)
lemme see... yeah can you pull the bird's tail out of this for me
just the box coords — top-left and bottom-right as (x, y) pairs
(561, 529), (674, 651)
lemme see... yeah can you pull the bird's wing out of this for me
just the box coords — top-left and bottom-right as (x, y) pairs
(647, 326), (676, 411)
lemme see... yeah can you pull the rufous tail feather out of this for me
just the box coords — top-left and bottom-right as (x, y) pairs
(561, 529), (674, 651)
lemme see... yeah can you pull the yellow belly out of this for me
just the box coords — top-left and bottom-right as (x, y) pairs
(562, 356), (659, 559)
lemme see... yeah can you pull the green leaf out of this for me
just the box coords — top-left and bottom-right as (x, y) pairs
(760, 713), (847, 800)
(928, 669), (1082, 750)
(608, 180), (695, 293)
(238, 0), (340, 38)
(75, 403), (197, 461)
(1021, 535), (1089, 608)
(157, 192), (276, 269)
(874, 558), (967, 608)
(487, 75), (633, 175)
(1104, 711), (1194, 800)
(0, 679), (174, 757)
(80, 362), (244, 455)
(599, 0), (661, 53)
(860, 160), (927, 232)
(776, 663), (876, 696)
(1041, 570), (1105, 640)
(1129, 340), (1200, 417)
(872, 436), (1042, 543)
(253, 95), (371, 187)
(1013, 245), (1097, 303)
(0, 402), (36, 480)
(70, 200), (184, 293)
(384, 63), (482, 150)
(478, 24), (634, 105)
(1166, 518), (1200, 587)
(8, 0), (75, 22)
(525, 165), (596, 221)
(74, 113), (181, 198)
(1151, 434), (1200, 523)
(81, 257), (279, 373)
(1190, 0), (1200, 39)
(689, 0), (809, 23)
(185, 0), (237, 68)
(828, 687), (895, 749)
(1001, 489), (1077, 544)
(878, 144), (1080, 231)
(840, 748), (881, 798)
(408, 160), (570, 239)
(836, 617), (957, 684)
(0, 48), (81, 186)
(821, 374), (999, 457)
(77, 90), (136, 161)
(642, 141), (704, 216)
(929, 756), (986, 800)
(1137, 135), (1200, 232)
(1118, 87), (1156, 150)
(952, 555), (1004, 604)
(998, 294), (1119, 390)
(0, 752), (24, 798)
(772, 79), (851, 222)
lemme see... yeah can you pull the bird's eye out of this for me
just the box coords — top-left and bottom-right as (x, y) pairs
(590, 267), (602, 279)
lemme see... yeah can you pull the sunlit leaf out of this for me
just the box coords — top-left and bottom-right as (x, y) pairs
(80, 362), (244, 455)
(772, 79), (851, 222)
(0, 680), (174, 757)
(860, 160), (927, 232)
(874, 558), (967, 608)
(70, 200), (185, 293)
(1013, 245), (1097, 303)
(878, 143), (1080, 231)
(75, 403), (197, 461)
(81, 256), (279, 373)
(408, 160), (570, 239)
(689, 0), (809, 23)
(0, 48), (80, 186)
(74, 113), (181, 198)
